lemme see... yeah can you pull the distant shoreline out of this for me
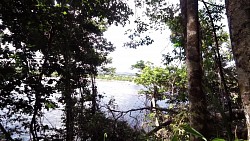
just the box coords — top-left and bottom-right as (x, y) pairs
(96, 74), (135, 82)
(50, 72), (136, 82)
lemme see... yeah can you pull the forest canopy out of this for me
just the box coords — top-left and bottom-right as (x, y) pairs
(0, 0), (250, 141)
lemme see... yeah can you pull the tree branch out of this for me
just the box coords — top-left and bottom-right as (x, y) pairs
(201, 1), (225, 8)
(146, 120), (172, 136)
(107, 106), (176, 114)
(106, 105), (177, 121)
(201, 1), (233, 140)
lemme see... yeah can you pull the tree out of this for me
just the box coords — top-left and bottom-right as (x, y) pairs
(132, 61), (188, 140)
(226, 0), (250, 139)
(186, 0), (207, 140)
(130, 0), (237, 139)
(131, 60), (147, 71)
(0, 0), (132, 140)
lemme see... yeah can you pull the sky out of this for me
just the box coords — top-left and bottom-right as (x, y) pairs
(103, 0), (227, 73)
(1, 0), (176, 74)
(2, 0), (226, 74)
(103, 0), (175, 73)
(103, 24), (172, 73)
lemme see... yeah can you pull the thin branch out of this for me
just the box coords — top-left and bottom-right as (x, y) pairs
(146, 119), (172, 136)
(201, 1), (233, 140)
(106, 106), (177, 115)
(30, 25), (54, 141)
(200, 1), (225, 8)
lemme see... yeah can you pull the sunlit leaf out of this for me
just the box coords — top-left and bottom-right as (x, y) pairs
(181, 124), (207, 141)
(211, 138), (226, 141)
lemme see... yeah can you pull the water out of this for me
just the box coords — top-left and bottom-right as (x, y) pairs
(98, 80), (145, 110)
(42, 79), (147, 127)
(1, 80), (147, 140)
(97, 79), (147, 126)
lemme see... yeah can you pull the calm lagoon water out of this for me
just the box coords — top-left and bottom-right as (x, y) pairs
(97, 79), (146, 111)
(40, 79), (147, 130)
(97, 80), (147, 126)
(1, 80), (148, 140)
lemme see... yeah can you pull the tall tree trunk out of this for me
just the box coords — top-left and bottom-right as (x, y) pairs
(65, 75), (74, 141)
(226, 0), (250, 139)
(64, 4), (75, 140)
(180, 0), (187, 50)
(64, 46), (74, 141)
(186, 0), (207, 140)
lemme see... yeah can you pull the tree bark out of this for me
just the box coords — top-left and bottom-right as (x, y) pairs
(64, 5), (75, 141)
(180, 0), (187, 50)
(64, 43), (74, 141)
(226, 0), (250, 139)
(186, 0), (207, 140)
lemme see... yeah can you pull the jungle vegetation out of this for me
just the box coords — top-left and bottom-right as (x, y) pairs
(0, 0), (250, 141)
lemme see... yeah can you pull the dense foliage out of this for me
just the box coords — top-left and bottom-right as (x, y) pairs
(0, 0), (249, 141)
(0, 0), (141, 140)
(127, 0), (245, 140)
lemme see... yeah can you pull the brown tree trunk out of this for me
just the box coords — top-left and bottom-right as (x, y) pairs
(64, 51), (74, 141)
(186, 0), (207, 140)
(226, 0), (250, 139)
(180, 0), (187, 49)
(64, 46), (74, 141)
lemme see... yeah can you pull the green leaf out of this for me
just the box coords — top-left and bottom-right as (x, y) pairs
(211, 138), (226, 141)
(234, 139), (247, 141)
(62, 11), (67, 15)
(104, 133), (108, 141)
(45, 101), (56, 110)
(181, 124), (207, 141)
(171, 135), (178, 141)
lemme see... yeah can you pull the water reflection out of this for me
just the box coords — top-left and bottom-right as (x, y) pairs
(97, 80), (147, 127)
(1, 80), (154, 140)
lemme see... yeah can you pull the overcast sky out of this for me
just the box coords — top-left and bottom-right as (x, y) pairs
(103, 25), (172, 73)
(103, 0), (227, 73)
(103, 0), (175, 73)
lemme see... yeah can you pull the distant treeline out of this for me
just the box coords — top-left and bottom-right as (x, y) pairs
(97, 74), (135, 82)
